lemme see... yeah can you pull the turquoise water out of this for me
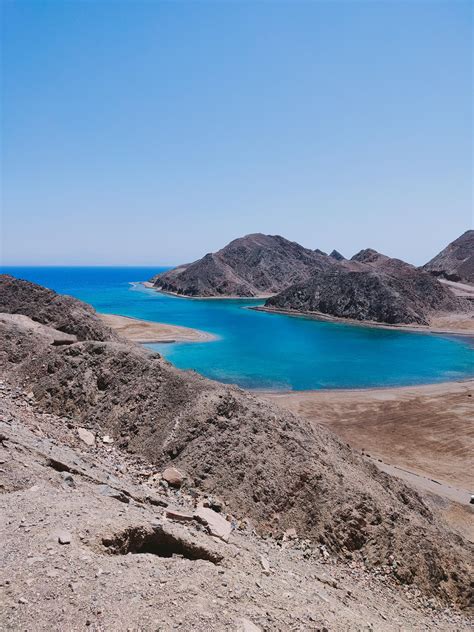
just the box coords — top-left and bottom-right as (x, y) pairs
(2, 266), (473, 390)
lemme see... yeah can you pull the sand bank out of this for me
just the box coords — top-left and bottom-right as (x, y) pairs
(99, 313), (215, 343)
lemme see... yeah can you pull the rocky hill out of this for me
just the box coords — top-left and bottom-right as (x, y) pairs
(151, 234), (334, 297)
(424, 230), (474, 283)
(265, 250), (469, 326)
(0, 275), (473, 621)
(0, 274), (117, 341)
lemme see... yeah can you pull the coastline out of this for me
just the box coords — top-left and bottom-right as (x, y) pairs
(141, 281), (271, 300)
(251, 305), (474, 337)
(98, 313), (216, 343)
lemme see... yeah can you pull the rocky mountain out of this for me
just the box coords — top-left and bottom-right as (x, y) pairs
(0, 274), (472, 617)
(151, 234), (335, 297)
(265, 250), (469, 326)
(423, 230), (474, 283)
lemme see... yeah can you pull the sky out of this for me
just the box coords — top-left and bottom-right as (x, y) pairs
(1, 0), (472, 266)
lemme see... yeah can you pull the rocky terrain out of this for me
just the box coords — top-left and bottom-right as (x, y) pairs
(151, 234), (335, 297)
(0, 275), (473, 632)
(265, 249), (470, 326)
(424, 230), (474, 283)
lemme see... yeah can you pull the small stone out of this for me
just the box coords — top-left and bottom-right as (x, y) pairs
(259, 555), (270, 575)
(237, 618), (261, 632)
(77, 428), (95, 446)
(18, 597), (28, 604)
(98, 484), (129, 504)
(162, 466), (185, 488)
(60, 472), (75, 487)
(283, 528), (297, 541)
(102, 435), (114, 444)
(57, 530), (72, 545)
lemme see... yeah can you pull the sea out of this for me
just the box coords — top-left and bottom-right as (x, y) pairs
(2, 266), (474, 391)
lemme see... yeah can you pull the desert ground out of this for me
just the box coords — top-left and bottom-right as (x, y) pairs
(261, 379), (474, 541)
(99, 313), (215, 343)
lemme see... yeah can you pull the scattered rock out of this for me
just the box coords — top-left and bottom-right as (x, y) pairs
(194, 506), (232, 542)
(77, 428), (95, 446)
(162, 466), (185, 488)
(102, 435), (114, 444)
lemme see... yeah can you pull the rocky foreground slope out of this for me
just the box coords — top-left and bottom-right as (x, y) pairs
(0, 275), (473, 629)
(151, 234), (334, 297)
(265, 249), (469, 326)
(424, 230), (474, 283)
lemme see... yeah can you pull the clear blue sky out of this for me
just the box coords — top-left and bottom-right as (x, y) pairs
(1, 0), (472, 266)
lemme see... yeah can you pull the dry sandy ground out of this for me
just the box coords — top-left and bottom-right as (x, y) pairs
(1, 383), (472, 631)
(99, 313), (215, 343)
(260, 380), (474, 540)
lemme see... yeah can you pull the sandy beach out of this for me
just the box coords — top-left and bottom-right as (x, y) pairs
(99, 313), (216, 343)
(253, 305), (474, 336)
(260, 380), (474, 539)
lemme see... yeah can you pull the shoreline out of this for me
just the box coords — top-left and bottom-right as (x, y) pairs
(251, 305), (474, 337)
(99, 313), (216, 344)
(141, 281), (271, 300)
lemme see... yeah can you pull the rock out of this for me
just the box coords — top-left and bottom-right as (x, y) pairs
(283, 528), (297, 541)
(98, 484), (130, 504)
(77, 428), (95, 446)
(102, 435), (114, 444)
(162, 466), (185, 488)
(237, 618), (261, 632)
(60, 472), (75, 488)
(57, 530), (72, 545)
(259, 554), (270, 575)
(314, 572), (338, 589)
(165, 509), (194, 522)
(194, 506), (232, 542)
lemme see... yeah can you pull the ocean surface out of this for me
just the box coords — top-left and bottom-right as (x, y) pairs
(3, 266), (474, 391)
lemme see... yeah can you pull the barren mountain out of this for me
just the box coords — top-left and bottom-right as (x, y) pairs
(0, 275), (473, 620)
(265, 249), (469, 326)
(424, 230), (474, 283)
(151, 234), (334, 297)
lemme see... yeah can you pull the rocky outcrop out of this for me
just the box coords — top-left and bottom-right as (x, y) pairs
(329, 249), (345, 261)
(423, 230), (474, 283)
(0, 277), (472, 607)
(151, 234), (334, 297)
(0, 274), (116, 341)
(265, 250), (469, 326)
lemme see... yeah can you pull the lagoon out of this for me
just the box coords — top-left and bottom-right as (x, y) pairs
(3, 266), (473, 390)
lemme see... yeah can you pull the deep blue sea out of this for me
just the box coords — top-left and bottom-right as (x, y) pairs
(2, 266), (474, 390)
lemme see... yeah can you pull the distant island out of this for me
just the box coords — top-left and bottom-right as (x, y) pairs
(149, 231), (474, 330)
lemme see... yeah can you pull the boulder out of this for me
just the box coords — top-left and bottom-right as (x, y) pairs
(162, 466), (185, 488)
